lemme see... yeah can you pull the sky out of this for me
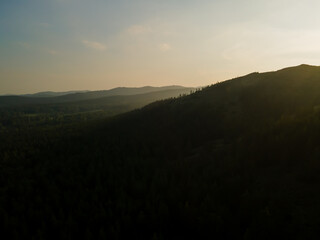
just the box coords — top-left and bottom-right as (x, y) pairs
(1, 0), (320, 94)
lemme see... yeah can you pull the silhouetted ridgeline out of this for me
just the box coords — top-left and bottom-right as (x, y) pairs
(0, 86), (190, 107)
(2, 65), (320, 239)
(0, 87), (194, 130)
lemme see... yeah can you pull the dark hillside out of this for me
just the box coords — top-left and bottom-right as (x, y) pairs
(2, 65), (320, 239)
(104, 64), (320, 148)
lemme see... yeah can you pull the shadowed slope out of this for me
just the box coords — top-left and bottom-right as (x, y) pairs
(2, 64), (320, 239)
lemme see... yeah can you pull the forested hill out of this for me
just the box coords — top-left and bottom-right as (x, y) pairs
(102, 64), (320, 143)
(3, 64), (320, 239)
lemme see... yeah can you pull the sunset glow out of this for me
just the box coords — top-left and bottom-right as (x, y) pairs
(1, 0), (320, 94)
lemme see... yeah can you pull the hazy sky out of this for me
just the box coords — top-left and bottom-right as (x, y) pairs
(1, 0), (320, 94)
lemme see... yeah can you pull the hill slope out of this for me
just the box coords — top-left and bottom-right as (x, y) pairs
(102, 64), (320, 147)
(2, 64), (320, 239)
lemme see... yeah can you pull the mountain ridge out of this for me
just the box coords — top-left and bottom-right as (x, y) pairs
(0, 85), (194, 107)
(3, 64), (320, 239)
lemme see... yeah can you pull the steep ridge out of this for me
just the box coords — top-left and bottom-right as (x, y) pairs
(101, 64), (320, 149)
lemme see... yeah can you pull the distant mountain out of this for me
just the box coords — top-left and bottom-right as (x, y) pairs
(22, 90), (89, 98)
(0, 85), (192, 107)
(0, 87), (195, 117)
(51, 86), (189, 102)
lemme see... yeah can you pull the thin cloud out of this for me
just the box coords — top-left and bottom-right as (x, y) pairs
(37, 22), (50, 28)
(18, 42), (31, 49)
(47, 50), (59, 56)
(158, 43), (172, 52)
(56, 0), (72, 3)
(127, 25), (151, 35)
(82, 40), (107, 51)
